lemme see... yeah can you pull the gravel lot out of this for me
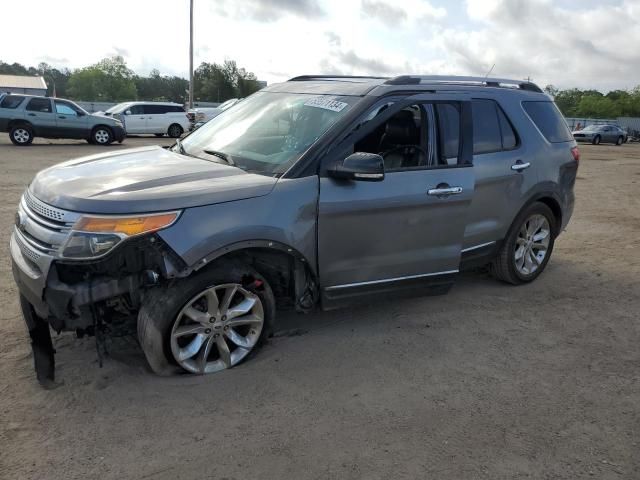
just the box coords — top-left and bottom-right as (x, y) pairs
(0, 137), (638, 480)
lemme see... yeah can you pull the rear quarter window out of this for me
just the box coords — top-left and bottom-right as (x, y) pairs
(522, 101), (573, 143)
(0, 95), (25, 109)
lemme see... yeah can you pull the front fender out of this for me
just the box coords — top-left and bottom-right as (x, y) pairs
(157, 176), (319, 274)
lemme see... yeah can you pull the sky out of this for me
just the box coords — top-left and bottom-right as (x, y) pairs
(1, 0), (639, 92)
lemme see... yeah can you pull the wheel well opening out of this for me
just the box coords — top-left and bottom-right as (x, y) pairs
(213, 247), (317, 311)
(537, 197), (562, 236)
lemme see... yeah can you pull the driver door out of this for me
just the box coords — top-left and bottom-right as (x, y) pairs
(318, 95), (475, 307)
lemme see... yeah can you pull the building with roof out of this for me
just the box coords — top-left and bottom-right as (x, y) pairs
(0, 74), (47, 96)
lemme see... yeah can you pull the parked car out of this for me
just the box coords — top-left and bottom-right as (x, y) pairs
(187, 98), (240, 129)
(0, 94), (125, 146)
(572, 124), (627, 145)
(11, 75), (579, 385)
(101, 101), (189, 138)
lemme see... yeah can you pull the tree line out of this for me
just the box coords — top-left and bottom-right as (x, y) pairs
(0, 56), (263, 104)
(544, 85), (640, 118)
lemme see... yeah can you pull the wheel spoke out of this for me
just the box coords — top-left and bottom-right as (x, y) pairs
(183, 306), (209, 324)
(226, 314), (262, 328)
(204, 289), (220, 316)
(215, 335), (231, 366)
(174, 324), (206, 337)
(226, 296), (257, 320)
(225, 327), (253, 348)
(220, 285), (238, 314)
(197, 335), (215, 373)
(533, 229), (549, 242)
(515, 245), (526, 261)
(529, 249), (541, 266)
(177, 333), (206, 361)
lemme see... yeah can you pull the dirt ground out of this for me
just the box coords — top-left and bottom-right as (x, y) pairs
(0, 136), (638, 480)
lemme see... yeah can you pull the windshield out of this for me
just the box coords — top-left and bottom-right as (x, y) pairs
(218, 98), (237, 110)
(582, 125), (603, 131)
(179, 91), (359, 176)
(105, 102), (130, 114)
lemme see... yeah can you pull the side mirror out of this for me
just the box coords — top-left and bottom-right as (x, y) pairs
(327, 152), (385, 181)
(124, 110), (132, 115)
(76, 111), (85, 116)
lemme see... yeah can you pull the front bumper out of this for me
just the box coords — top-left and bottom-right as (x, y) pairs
(11, 231), (50, 318)
(113, 125), (126, 142)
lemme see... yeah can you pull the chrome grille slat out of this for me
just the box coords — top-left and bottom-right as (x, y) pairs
(24, 190), (80, 224)
(18, 228), (56, 254)
(14, 228), (43, 263)
(20, 197), (71, 231)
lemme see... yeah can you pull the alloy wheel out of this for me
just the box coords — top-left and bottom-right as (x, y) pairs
(94, 129), (110, 144)
(170, 284), (264, 374)
(514, 214), (551, 276)
(13, 128), (30, 143)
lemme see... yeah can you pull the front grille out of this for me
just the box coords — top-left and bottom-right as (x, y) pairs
(14, 229), (42, 263)
(17, 191), (79, 259)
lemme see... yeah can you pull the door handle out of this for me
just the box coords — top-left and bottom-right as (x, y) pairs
(58, 115), (66, 119)
(511, 161), (531, 171)
(427, 186), (463, 196)
(27, 113), (36, 116)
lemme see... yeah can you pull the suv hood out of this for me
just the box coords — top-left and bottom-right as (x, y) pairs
(29, 146), (278, 214)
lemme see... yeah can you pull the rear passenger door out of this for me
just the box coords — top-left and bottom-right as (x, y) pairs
(146, 104), (169, 134)
(455, 98), (537, 256)
(0, 95), (26, 131)
(24, 98), (56, 136)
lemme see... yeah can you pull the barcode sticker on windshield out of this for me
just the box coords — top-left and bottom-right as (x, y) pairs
(304, 97), (349, 112)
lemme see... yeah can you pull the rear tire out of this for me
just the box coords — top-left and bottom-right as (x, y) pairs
(10, 125), (33, 146)
(137, 260), (275, 376)
(91, 126), (113, 145)
(592, 135), (601, 145)
(167, 123), (183, 138)
(491, 202), (557, 285)
(616, 136), (623, 146)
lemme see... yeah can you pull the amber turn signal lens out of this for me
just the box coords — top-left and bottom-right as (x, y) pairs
(74, 213), (178, 236)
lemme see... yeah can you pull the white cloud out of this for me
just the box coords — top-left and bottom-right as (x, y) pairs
(0, 0), (636, 92)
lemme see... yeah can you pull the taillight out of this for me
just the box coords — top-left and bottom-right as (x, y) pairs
(571, 146), (580, 165)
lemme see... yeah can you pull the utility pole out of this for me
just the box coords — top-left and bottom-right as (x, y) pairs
(188, 0), (194, 109)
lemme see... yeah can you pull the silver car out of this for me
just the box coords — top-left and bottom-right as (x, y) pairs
(572, 124), (627, 145)
(10, 75), (579, 385)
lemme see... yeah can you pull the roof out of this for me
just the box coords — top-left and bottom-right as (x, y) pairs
(0, 74), (47, 90)
(265, 74), (544, 97)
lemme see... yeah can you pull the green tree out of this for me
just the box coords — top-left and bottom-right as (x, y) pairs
(67, 56), (136, 101)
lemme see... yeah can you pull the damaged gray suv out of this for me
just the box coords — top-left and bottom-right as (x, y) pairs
(11, 75), (579, 385)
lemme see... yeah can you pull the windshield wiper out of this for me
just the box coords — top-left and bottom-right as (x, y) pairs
(174, 138), (187, 155)
(203, 149), (235, 166)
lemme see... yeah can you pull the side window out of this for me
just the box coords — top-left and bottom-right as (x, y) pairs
(435, 104), (460, 163)
(26, 98), (52, 113)
(497, 107), (517, 149)
(146, 105), (169, 114)
(130, 105), (145, 115)
(472, 99), (502, 154)
(170, 105), (185, 113)
(522, 101), (573, 143)
(0, 95), (25, 109)
(55, 102), (77, 115)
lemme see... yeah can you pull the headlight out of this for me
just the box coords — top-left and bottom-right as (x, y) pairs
(61, 212), (179, 259)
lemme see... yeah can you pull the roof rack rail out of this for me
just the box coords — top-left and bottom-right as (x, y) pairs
(288, 75), (389, 82)
(384, 75), (543, 93)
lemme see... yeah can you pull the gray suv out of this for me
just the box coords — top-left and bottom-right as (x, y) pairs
(0, 94), (125, 145)
(10, 75), (579, 385)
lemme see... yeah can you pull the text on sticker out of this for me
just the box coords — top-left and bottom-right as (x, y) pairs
(304, 97), (349, 112)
